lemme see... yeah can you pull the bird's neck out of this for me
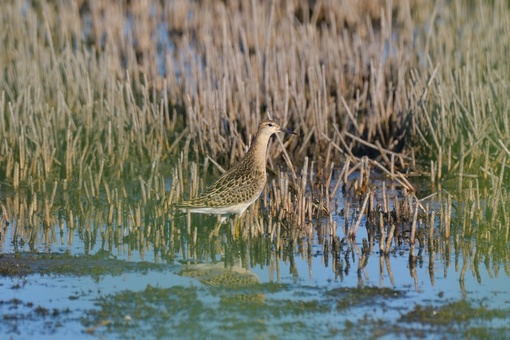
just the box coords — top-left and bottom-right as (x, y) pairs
(243, 133), (271, 172)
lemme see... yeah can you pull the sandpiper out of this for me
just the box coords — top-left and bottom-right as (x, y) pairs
(175, 120), (296, 217)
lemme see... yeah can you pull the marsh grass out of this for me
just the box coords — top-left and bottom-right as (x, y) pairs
(0, 0), (181, 194)
(0, 0), (420, 192)
(1, 1), (507, 189)
(0, 0), (509, 294)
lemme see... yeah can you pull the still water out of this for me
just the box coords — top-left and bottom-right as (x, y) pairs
(0, 175), (509, 339)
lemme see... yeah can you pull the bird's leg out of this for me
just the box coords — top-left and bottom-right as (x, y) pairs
(208, 214), (224, 238)
(210, 221), (222, 238)
(230, 215), (243, 239)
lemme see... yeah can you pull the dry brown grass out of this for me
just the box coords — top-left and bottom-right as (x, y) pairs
(0, 0), (509, 260)
(1, 0), (502, 187)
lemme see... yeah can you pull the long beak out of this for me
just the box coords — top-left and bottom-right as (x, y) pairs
(280, 127), (297, 135)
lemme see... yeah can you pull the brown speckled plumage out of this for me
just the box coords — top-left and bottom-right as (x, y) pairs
(175, 120), (295, 216)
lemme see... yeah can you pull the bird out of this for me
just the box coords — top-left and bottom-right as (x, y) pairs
(175, 120), (296, 218)
(180, 261), (264, 302)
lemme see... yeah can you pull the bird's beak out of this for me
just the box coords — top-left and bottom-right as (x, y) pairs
(280, 127), (297, 135)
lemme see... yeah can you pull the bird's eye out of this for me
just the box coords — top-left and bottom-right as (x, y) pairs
(268, 123), (274, 127)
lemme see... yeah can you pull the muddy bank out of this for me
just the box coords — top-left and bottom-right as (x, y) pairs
(0, 252), (171, 278)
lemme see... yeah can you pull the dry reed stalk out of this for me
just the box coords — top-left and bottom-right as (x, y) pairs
(369, 190), (375, 217)
(382, 182), (388, 214)
(379, 212), (385, 253)
(350, 192), (370, 237)
(385, 224), (396, 255)
(429, 210), (436, 240)
(1, 204), (9, 225)
(410, 203), (419, 245)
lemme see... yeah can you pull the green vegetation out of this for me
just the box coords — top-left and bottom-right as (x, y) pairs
(0, 0), (506, 239)
(0, 1), (507, 182)
(0, 0), (509, 338)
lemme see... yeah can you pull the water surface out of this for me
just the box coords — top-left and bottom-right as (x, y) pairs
(1, 175), (509, 339)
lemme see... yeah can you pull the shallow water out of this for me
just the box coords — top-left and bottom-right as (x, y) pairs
(0, 175), (509, 339)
